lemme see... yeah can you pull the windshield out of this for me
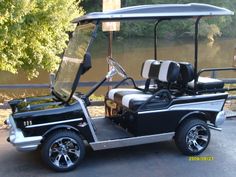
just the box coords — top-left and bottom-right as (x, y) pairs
(54, 23), (96, 101)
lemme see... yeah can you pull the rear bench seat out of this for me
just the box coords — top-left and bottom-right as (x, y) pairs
(178, 62), (224, 91)
(107, 60), (180, 110)
(188, 77), (224, 90)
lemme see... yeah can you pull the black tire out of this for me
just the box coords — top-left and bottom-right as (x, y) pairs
(175, 118), (210, 156)
(41, 130), (85, 172)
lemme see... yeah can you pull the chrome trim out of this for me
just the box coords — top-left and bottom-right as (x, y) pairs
(90, 132), (174, 150)
(168, 93), (227, 101)
(207, 124), (222, 131)
(170, 99), (225, 111)
(138, 99), (226, 114)
(7, 115), (42, 151)
(105, 68), (117, 79)
(26, 118), (83, 128)
(73, 95), (98, 141)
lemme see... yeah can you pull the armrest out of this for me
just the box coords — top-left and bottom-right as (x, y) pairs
(137, 89), (171, 111)
(114, 77), (142, 91)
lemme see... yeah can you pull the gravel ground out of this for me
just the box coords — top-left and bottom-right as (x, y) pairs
(0, 109), (11, 129)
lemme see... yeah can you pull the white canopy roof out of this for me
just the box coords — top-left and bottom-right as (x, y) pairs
(72, 3), (234, 23)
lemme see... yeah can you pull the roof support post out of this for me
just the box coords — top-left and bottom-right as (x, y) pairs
(154, 19), (164, 60)
(194, 16), (202, 90)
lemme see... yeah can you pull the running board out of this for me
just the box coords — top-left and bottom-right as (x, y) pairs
(90, 132), (175, 150)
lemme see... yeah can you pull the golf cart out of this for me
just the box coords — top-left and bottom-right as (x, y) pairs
(4, 3), (235, 172)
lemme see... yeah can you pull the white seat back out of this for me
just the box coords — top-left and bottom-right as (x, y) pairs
(158, 60), (180, 83)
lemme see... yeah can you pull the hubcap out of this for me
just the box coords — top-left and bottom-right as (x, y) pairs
(186, 125), (209, 152)
(49, 137), (80, 168)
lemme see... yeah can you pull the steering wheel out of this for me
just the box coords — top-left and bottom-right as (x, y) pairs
(107, 57), (128, 78)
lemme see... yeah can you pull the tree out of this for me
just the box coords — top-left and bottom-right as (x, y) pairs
(0, 0), (83, 79)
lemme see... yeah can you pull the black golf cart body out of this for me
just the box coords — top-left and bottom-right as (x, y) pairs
(5, 3), (235, 171)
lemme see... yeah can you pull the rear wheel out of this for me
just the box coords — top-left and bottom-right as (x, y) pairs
(41, 130), (85, 172)
(175, 118), (210, 155)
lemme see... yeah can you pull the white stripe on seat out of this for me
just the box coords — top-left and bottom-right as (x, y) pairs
(108, 88), (142, 100)
(122, 94), (152, 108)
(142, 60), (155, 79)
(158, 60), (171, 82)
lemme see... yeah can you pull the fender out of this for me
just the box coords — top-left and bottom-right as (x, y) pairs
(177, 111), (208, 126)
(42, 124), (80, 138)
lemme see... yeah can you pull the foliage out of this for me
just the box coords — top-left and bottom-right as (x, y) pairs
(0, 0), (83, 79)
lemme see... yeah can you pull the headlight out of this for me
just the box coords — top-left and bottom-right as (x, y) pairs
(4, 119), (9, 125)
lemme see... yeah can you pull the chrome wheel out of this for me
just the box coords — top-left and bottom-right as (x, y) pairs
(186, 125), (209, 153)
(49, 137), (80, 169)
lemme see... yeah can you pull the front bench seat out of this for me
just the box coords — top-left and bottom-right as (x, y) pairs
(107, 59), (160, 105)
(108, 60), (180, 110)
(108, 88), (144, 103)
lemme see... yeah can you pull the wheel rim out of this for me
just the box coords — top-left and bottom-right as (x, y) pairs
(49, 137), (80, 168)
(186, 125), (209, 153)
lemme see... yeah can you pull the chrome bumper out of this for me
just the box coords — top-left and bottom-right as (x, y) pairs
(6, 115), (42, 151)
(207, 111), (226, 131)
(215, 111), (226, 127)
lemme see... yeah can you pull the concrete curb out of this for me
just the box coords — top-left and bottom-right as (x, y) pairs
(225, 110), (236, 118)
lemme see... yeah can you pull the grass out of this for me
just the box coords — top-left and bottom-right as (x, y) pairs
(89, 95), (105, 101)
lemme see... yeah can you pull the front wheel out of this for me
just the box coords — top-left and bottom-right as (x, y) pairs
(41, 130), (85, 172)
(175, 119), (210, 156)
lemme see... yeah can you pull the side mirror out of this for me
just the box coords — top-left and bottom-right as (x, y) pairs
(82, 53), (92, 74)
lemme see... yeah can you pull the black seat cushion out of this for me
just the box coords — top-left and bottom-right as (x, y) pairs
(188, 77), (224, 90)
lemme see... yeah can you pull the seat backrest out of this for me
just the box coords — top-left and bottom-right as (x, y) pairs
(158, 60), (180, 83)
(141, 59), (161, 79)
(177, 62), (194, 85)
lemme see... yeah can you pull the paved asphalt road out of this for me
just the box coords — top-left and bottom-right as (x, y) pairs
(0, 119), (236, 177)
